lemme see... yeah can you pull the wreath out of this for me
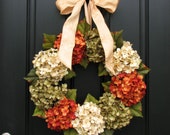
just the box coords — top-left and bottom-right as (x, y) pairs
(24, 1), (150, 135)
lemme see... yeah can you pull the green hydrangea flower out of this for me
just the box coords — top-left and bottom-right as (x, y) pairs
(85, 28), (105, 63)
(29, 79), (68, 109)
(98, 92), (133, 130)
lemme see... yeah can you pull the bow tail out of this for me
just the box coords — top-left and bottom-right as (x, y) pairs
(58, 0), (85, 70)
(89, 0), (115, 69)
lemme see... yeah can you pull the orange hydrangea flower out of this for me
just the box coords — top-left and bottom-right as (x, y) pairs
(54, 31), (86, 65)
(45, 97), (78, 131)
(109, 71), (146, 106)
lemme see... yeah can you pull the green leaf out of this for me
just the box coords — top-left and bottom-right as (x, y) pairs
(66, 89), (77, 101)
(102, 81), (111, 92)
(77, 19), (91, 36)
(84, 93), (99, 104)
(137, 63), (150, 76)
(112, 30), (124, 48)
(43, 33), (56, 50)
(101, 129), (114, 135)
(64, 70), (76, 80)
(130, 102), (143, 117)
(79, 57), (89, 69)
(43, 33), (56, 43)
(42, 43), (53, 50)
(64, 128), (78, 135)
(24, 68), (38, 84)
(32, 106), (45, 118)
(98, 63), (109, 76)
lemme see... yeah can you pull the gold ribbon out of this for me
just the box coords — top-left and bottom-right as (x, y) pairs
(56, 0), (119, 70)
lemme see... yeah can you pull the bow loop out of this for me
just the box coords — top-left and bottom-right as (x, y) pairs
(56, 0), (80, 14)
(94, 0), (120, 13)
(56, 0), (119, 70)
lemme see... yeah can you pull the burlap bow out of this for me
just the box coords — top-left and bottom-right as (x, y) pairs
(56, 0), (119, 70)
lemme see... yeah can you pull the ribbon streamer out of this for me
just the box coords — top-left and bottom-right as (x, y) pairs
(56, 0), (119, 69)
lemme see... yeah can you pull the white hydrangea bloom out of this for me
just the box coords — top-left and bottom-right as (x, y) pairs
(106, 41), (142, 76)
(32, 48), (68, 82)
(72, 102), (105, 135)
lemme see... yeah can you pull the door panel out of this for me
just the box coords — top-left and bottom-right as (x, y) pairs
(0, 0), (27, 135)
(110, 1), (146, 135)
(28, 1), (65, 134)
(149, 0), (170, 135)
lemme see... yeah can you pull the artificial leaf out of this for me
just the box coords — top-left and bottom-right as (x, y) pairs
(24, 68), (38, 84)
(102, 81), (111, 92)
(64, 128), (78, 135)
(43, 33), (56, 43)
(25, 68), (36, 77)
(101, 129), (114, 135)
(112, 30), (124, 48)
(130, 102), (143, 117)
(98, 63), (109, 76)
(64, 70), (76, 80)
(66, 89), (77, 101)
(79, 57), (89, 69)
(42, 33), (56, 50)
(137, 63), (150, 76)
(77, 19), (91, 36)
(42, 43), (53, 50)
(32, 106), (45, 118)
(84, 93), (99, 104)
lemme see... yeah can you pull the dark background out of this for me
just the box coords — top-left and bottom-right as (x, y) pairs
(0, 0), (170, 135)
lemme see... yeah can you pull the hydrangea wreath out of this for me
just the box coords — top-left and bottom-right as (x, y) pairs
(25, 19), (150, 135)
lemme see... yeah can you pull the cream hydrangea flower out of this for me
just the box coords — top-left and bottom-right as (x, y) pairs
(72, 102), (105, 135)
(106, 41), (142, 76)
(32, 48), (68, 82)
